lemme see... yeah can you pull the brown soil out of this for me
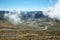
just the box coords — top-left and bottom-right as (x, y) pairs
(0, 21), (60, 40)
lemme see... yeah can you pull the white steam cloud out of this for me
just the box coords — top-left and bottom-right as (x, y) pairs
(47, 0), (60, 20)
(4, 10), (23, 25)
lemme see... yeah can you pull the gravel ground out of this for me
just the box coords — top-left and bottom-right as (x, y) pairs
(0, 21), (60, 40)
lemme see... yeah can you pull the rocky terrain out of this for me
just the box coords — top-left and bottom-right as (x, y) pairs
(0, 20), (60, 40)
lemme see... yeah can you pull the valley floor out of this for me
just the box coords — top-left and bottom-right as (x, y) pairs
(0, 21), (60, 40)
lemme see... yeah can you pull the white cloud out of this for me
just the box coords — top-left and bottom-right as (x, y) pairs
(44, 0), (60, 20)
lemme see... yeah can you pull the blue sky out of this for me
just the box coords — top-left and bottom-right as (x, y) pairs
(0, 0), (57, 11)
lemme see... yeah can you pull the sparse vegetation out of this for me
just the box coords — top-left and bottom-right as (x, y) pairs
(0, 21), (60, 40)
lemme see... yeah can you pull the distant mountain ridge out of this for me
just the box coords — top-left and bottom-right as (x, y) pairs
(0, 11), (9, 20)
(20, 11), (48, 21)
(0, 11), (47, 20)
(0, 10), (56, 22)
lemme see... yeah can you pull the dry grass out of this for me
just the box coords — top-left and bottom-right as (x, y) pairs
(0, 21), (60, 40)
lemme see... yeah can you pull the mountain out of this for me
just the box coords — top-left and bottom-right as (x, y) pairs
(0, 11), (9, 20)
(20, 11), (48, 21)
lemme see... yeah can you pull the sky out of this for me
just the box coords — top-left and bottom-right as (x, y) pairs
(0, 0), (57, 11)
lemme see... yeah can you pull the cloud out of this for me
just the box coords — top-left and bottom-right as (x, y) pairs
(44, 0), (60, 20)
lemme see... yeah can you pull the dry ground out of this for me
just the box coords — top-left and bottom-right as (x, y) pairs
(0, 20), (60, 40)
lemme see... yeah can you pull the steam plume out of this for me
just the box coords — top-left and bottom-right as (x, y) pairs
(4, 10), (23, 25)
(47, 0), (60, 20)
